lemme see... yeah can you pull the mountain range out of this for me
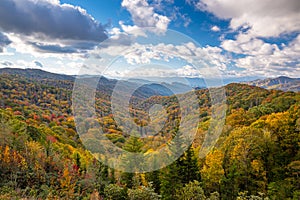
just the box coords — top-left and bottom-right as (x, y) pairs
(245, 76), (300, 92)
(0, 68), (299, 94)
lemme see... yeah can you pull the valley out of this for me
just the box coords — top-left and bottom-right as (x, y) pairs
(0, 69), (299, 199)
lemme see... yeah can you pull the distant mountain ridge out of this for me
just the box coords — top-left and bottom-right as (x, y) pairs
(3, 68), (298, 94)
(0, 68), (75, 81)
(245, 76), (300, 92)
(0, 68), (194, 97)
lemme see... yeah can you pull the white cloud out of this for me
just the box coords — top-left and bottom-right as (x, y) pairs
(196, 0), (300, 38)
(119, 22), (147, 37)
(0, 58), (85, 75)
(121, 0), (170, 35)
(5, 33), (91, 61)
(192, 0), (300, 77)
(103, 65), (203, 78)
(109, 28), (122, 37)
(211, 25), (220, 32)
(93, 40), (230, 78)
(30, 0), (60, 5)
(235, 35), (300, 77)
(78, 32), (300, 78)
(221, 33), (279, 56)
(176, 65), (201, 77)
(217, 31), (300, 77)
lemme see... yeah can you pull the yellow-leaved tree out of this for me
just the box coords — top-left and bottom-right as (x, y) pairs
(201, 149), (224, 193)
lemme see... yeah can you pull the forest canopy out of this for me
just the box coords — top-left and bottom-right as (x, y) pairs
(0, 72), (299, 199)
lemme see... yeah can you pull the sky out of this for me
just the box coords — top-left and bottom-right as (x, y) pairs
(0, 0), (299, 79)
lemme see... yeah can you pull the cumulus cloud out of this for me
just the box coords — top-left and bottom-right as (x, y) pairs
(0, 0), (108, 55)
(119, 22), (147, 37)
(95, 40), (229, 78)
(195, 0), (300, 38)
(0, 0), (107, 41)
(101, 35), (299, 78)
(103, 65), (200, 78)
(121, 0), (170, 35)
(176, 65), (201, 77)
(235, 35), (300, 77)
(220, 34), (300, 77)
(0, 32), (11, 52)
(221, 33), (279, 56)
(191, 0), (300, 77)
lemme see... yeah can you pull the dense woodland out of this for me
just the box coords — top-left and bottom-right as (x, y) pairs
(0, 72), (299, 199)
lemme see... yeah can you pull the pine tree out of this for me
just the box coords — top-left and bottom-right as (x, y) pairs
(160, 127), (184, 200)
(121, 136), (144, 188)
(180, 146), (200, 184)
(146, 170), (161, 193)
(160, 161), (182, 200)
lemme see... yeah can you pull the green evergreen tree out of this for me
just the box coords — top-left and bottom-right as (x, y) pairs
(146, 170), (161, 193)
(160, 161), (182, 200)
(180, 146), (200, 184)
(160, 127), (185, 200)
(121, 136), (144, 188)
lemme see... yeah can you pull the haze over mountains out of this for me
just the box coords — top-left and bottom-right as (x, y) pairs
(0, 68), (299, 94)
(0, 68), (193, 98)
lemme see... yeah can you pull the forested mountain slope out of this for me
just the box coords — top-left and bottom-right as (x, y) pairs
(0, 71), (299, 199)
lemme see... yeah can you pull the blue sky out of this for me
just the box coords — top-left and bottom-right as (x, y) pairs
(59, 0), (228, 46)
(0, 0), (299, 79)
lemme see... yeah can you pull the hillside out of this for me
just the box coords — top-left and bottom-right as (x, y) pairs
(0, 68), (75, 81)
(0, 70), (299, 199)
(245, 76), (300, 92)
